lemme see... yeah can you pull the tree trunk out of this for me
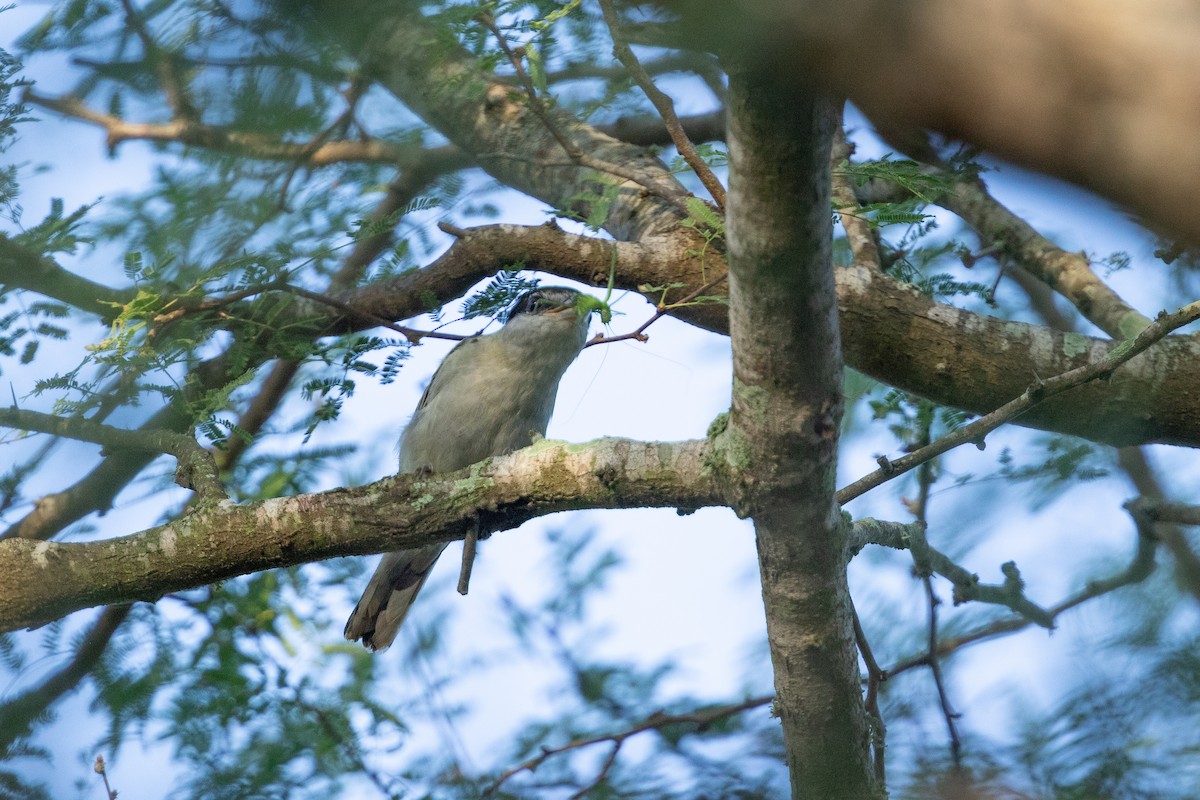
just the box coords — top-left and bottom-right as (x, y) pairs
(721, 69), (878, 798)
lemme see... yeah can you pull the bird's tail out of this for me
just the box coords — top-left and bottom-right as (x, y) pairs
(344, 543), (447, 651)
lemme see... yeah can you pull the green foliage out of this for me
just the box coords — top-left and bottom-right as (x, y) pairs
(461, 270), (541, 320)
(0, 42), (29, 223)
(668, 142), (728, 174)
(879, 222), (996, 304)
(837, 155), (953, 203)
(558, 173), (624, 232)
(869, 389), (971, 451)
(1096, 249), (1132, 278)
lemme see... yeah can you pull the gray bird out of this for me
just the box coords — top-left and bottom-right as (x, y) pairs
(344, 286), (594, 651)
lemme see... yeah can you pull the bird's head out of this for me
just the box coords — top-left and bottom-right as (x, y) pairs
(500, 286), (600, 354)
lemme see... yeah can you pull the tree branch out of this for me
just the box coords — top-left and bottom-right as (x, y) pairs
(24, 91), (415, 166)
(0, 235), (131, 318)
(312, 0), (693, 242)
(0, 438), (719, 631)
(838, 299), (1200, 503)
(599, 0), (726, 209)
(486, 694), (774, 796)
(0, 407), (225, 500)
(932, 171), (1150, 339)
(830, 126), (883, 271)
(718, 70), (872, 794)
(884, 507), (1159, 677)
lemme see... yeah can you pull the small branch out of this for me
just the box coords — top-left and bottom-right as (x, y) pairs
(922, 576), (963, 768)
(0, 407), (226, 501)
(1126, 497), (1200, 526)
(281, 284), (466, 344)
(585, 270), (728, 347)
(457, 517), (478, 596)
(837, 299), (1200, 504)
(485, 694), (773, 795)
(600, 109), (726, 149)
(885, 509), (1158, 677)
(865, 518), (1055, 628)
(1122, 489), (1200, 599)
(116, 0), (195, 120)
(931, 169), (1151, 339)
(907, 425), (964, 770)
(568, 742), (621, 800)
(94, 754), (118, 800)
(24, 91), (410, 165)
(853, 607), (887, 784)
(598, 0), (726, 209)
(0, 235), (132, 319)
(543, 52), (719, 89)
(276, 77), (372, 210)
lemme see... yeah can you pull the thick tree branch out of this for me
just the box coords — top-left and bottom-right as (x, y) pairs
(836, 264), (1200, 448)
(0, 438), (719, 632)
(326, 224), (1200, 448)
(837, 299), (1200, 503)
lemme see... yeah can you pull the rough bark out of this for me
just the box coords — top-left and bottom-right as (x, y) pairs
(717, 72), (876, 797)
(0, 438), (718, 632)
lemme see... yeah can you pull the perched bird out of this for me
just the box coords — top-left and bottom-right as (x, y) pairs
(344, 286), (595, 651)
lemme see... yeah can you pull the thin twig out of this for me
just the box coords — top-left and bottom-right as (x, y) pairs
(485, 694), (773, 795)
(838, 299), (1200, 504)
(23, 91), (407, 164)
(585, 270), (729, 347)
(597, 0), (726, 209)
(909, 421), (963, 770)
(885, 513), (1158, 677)
(277, 77), (371, 210)
(922, 575), (963, 767)
(280, 285), (466, 344)
(475, 12), (688, 211)
(567, 742), (621, 800)
(116, 0), (195, 119)
(93, 755), (118, 800)
(0, 606), (132, 751)
(853, 607), (887, 783)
